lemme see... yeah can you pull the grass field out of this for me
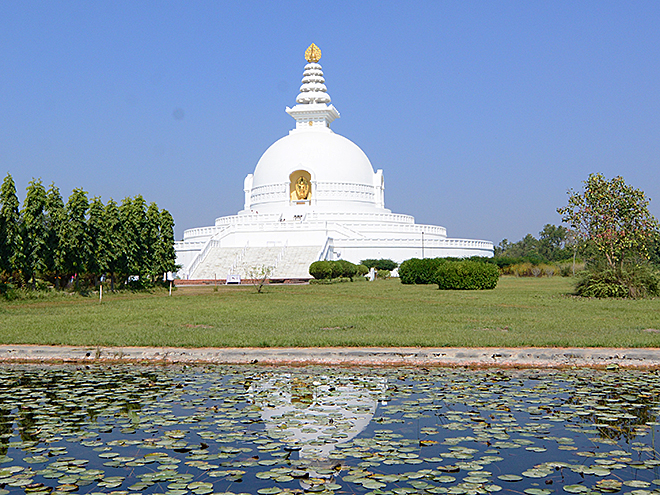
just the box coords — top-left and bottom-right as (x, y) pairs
(2, 277), (660, 348)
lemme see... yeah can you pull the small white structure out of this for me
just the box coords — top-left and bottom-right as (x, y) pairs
(176, 44), (493, 280)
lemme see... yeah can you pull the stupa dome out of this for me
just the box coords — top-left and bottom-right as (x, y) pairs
(251, 131), (376, 189)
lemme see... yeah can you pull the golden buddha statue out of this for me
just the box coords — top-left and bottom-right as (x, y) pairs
(291, 176), (311, 200)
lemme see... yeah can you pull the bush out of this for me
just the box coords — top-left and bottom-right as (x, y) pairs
(309, 261), (332, 280)
(357, 264), (369, 276)
(434, 260), (500, 290)
(336, 259), (358, 279)
(377, 269), (391, 279)
(361, 259), (398, 271)
(399, 258), (446, 284)
(575, 261), (660, 298)
(309, 260), (360, 280)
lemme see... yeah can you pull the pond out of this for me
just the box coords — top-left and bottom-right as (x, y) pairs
(1, 364), (660, 495)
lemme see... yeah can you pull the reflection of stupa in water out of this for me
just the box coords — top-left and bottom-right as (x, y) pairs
(248, 372), (387, 461)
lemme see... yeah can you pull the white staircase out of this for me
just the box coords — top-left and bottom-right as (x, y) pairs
(190, 247), (243, 280)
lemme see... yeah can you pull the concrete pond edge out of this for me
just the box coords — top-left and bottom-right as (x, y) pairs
(1, 345), (660, 369)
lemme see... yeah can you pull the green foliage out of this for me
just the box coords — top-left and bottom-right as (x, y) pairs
(45, 183), (66, 288)
(575, 261), (660, 299)
(398, 258), (445, 284)
(309, 260), (360, 280)
(0, 174), (177, 291)
(557, 174), (660, 298)
(63, 188), (90, 286)
(21, 179), (49, 286)
(376, 269), (391, 279)
(357, 264), (368, 276)
(361, 258), (398, 271)
(499, 262), (570, 277)
(495, 224), (573, 264)
(434, 260), (499, 290)
(336, 259), (358, 279)
(309, 261), (332, 279)
(0, 173), (23, 280)
(558, 173), (660, 269)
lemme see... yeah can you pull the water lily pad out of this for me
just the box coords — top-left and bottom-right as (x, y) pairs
(563, 485), (590, 493)
(498, 475), (523, 482)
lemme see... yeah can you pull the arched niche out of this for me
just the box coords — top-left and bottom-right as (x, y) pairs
(289, 170), (312, 202)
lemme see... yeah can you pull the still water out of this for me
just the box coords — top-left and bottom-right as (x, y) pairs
(1, 364), (660, 495)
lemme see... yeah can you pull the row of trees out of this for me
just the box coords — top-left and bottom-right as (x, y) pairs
(495, 224), (573, 264)
(0, 173), (177, 291)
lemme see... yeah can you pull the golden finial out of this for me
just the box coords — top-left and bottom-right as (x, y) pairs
(304, 43), (322, 63)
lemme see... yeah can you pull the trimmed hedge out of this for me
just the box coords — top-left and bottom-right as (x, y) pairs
(361, 258), (398, 271)
(398, 258), (446, 284)
(309, 260), (361, 280)
(434, 260), (499, 290)
(309, 261), (332, 280)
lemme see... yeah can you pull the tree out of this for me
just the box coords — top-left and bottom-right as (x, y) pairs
(87, 196), (105, 282)
(21, 179), (48, 287)
(119, 195), (148, 284)
(102, 199), (122, 290)
(0, 173), (23, 281)
(538, 224), (569, 261)
(45, 183), (67, 288)
(558, 173), (660, 297)
(63, 188), (90, 289)
(145, 202), (161, 282)
(156, 208), (177, 277)
(247, 265), (273, 293)
(557, 173), (659, 269)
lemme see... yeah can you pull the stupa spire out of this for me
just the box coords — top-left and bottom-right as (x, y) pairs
(296, 43), (331, 105)
(286, 44), (340, 131)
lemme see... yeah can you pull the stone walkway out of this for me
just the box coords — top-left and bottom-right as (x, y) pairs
(1, 344), (660, 368)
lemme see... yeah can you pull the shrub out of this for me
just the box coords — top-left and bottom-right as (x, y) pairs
(357, 264), (369, 276)
(309, 261), (332, 280)
(575, 261), (660, 298)
(361, 259), (398, 271)
(434, 260), (499, 290)
(377, 269), (390, 279)
(336, 259), (358, 279)
(309, 260), (360, 280)
(399, 258), (446, 284)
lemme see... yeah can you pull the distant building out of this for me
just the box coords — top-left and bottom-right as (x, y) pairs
(175, 44), (493, 281)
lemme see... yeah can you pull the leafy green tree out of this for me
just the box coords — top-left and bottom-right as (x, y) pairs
(538, 224), (569, 261)
(63, 188), (90, 289)
(145, 202), (162, 282)
(0, 173), (23, 281)
(20, 179), (48, 287)
(119, 195), (148, 284)
(156, 208), (177, 277)
(102, 199), (122, 290)
(87, 196), (105, 282)
(45, 183), (67, 288)
(557, 173), (660, 269)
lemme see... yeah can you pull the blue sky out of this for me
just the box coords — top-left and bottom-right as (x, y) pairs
(1, 1), (659, 244)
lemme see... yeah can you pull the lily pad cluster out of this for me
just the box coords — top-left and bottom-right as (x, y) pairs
(1, 365), (660, 495)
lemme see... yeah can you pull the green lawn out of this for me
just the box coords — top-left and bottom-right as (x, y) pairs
(2, 276), (660, 348)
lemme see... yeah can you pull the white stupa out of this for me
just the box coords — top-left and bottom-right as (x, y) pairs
(175, 44), (493, 281)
